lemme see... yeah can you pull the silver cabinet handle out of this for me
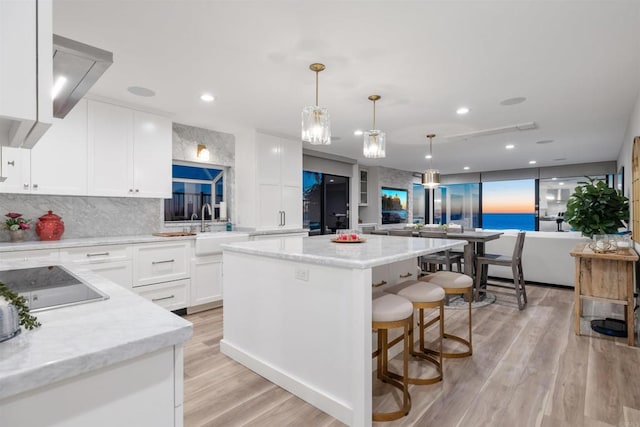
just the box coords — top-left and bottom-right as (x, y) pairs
(86, 252), (110, 257)
(283, 210), (286, 226)
(23, 183), (29, 189)
(152, 295), (175, 302)
(129, 189), (133, 193)
(372, 280), (387, 287)
(135, 189), (139, 193)
(278, 211), (283, 226)
(7, 161), (14, 166)
(399, 272), (413, 278)
(32, 184), (38, 189)
(152, 259), (175, 265)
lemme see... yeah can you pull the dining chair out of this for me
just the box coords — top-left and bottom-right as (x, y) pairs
(418, 230), (462, 272)
(388, 229), (413, 237)
(474, 231), (527, 309)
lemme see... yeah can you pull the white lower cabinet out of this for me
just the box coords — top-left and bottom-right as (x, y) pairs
(59, 244), (132, 289)
(190, 254), (222, 308)
(371, 257), (418, 293)
(136, 279), (190, 311)
(0, 248), (59, 261)
(132, 241), (191, 310)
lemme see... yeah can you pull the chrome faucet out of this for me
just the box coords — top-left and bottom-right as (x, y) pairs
(201, 203), (212, 232)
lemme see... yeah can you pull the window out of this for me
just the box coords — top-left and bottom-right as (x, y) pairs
(538, 175), (607, 232)
(164, 162), (224, 222)
(482, 179), (535, 231)
(433, 183), (481, 229)
(412, 183), (426, 224)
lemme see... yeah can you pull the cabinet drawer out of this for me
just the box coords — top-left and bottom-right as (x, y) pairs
(0, 249), (59, 261)
(133, 242), (190, 287)
(136, 279), (189, 311)
(80, 260), (133, 289)
(60, 245), (131, 264)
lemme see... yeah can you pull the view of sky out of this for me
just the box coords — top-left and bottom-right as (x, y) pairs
(482, 179), (536, 213)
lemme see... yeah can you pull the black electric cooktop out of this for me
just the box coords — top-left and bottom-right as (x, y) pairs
(0, 265), (108, 312)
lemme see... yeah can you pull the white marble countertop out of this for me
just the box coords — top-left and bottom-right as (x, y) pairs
(222, 234), (466, 269)
(0, 232), (254, 253)
(0, 260), (193, 401)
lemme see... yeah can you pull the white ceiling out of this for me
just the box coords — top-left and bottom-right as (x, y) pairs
(53, 1), (640, 175)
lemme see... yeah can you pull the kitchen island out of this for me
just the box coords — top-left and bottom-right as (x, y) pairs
(0, 260), (192, 427)
(221, 234), (465, 427)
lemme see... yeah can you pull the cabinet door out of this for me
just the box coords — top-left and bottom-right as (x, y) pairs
(0, 0), (37, 146)
(133, 111), (172, 198)
(279, 137), (302, 188)
(0, 147), (30, 193)
(88, 100), (133, 197)
(388, 258), (419, 285)
(31, 99), (88, 195)
(281, 185), (302, 229)
(257, 184), (282, 229)
(191, 255), (222, 306)
(255, 133), (281, 186)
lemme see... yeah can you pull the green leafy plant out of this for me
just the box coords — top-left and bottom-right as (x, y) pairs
(565, 177), (629, 238)
(0, 282), (41, 330)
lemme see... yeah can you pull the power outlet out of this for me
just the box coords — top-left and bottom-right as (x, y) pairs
(295, 268), (309, 281)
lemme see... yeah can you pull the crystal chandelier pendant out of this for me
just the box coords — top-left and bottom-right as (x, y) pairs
(363, 130), (386, 158)
(301, 63), (331, 145)
(301, 105), (331, 145)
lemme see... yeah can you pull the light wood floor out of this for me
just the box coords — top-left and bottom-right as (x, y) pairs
(182, 283), (640, 427)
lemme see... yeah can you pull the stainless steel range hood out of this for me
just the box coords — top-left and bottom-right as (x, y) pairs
(52, 34), (113, 119)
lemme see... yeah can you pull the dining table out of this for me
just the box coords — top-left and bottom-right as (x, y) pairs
(412, 229), (504, 296)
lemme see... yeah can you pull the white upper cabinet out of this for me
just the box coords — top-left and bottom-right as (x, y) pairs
(255, 133), (302, 229)
(132, 110), (172, 198)
(0, 0), (52, 148)
(31, 99), (88, 195)
(88, 100), (172, 198)
(0, 100), (87, 195)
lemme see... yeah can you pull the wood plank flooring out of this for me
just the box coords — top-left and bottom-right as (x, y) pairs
(182, 283), (640, 427)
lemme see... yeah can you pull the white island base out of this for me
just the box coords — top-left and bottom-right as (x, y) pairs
(221, 235), (464, 427)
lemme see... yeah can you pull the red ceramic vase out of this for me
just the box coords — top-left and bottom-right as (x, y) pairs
(36, 210), (65, 241)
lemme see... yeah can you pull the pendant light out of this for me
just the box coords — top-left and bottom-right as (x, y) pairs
(422, 134), (441, 188)
(301, 63), (331, 145)
(363, 95), (386, 158)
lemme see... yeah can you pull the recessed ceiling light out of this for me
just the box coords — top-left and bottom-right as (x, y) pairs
(505, 144), (515, 149)
(536, 139), (554, 145)
(353, 130), (364, 136)
(559, 182), (565, 186)
(551, 177), (557, 181)
(128, 86), (156, 97)
(425, 154), (433, 159)
(500, 97), (526, 106)
(463, 166), (470, 170)
(529, 160), (537, 164)
(456, 107), (470, 115)
(200, 93), (215, 102)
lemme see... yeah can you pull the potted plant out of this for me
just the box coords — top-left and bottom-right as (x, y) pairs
(3, 212), (31, 242)
(565, 177), (629, 238)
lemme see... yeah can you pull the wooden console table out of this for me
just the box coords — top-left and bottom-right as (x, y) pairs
(570, 242), (638, 346)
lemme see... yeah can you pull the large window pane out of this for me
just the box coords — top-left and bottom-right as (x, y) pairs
(538, 175), (607, 232)
(164, 163), (224, 222)
(433, 183), (480, 229)
(482, 179), (535, 231)
(412, 183), (426, 224)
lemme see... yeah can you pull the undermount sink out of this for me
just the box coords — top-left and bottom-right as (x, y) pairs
(195, 232), (250, 255)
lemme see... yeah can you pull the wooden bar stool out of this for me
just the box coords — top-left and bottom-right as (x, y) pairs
(372, 293), (413, 422)
(385, 280), (445, 385)
(420, 271), (473, 358)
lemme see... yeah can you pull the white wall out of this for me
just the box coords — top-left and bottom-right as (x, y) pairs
(617, 88), (640, 201)
(358, 166), (417, 227)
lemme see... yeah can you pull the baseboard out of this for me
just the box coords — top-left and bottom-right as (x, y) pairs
(220, 339), (352, 425)
(186, 301), (222, 315)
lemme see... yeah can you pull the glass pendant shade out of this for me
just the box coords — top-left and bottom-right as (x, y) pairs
(422, 169), (441, 188)
(363, 130), (386, 158)
(301, 106), (331, 145)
